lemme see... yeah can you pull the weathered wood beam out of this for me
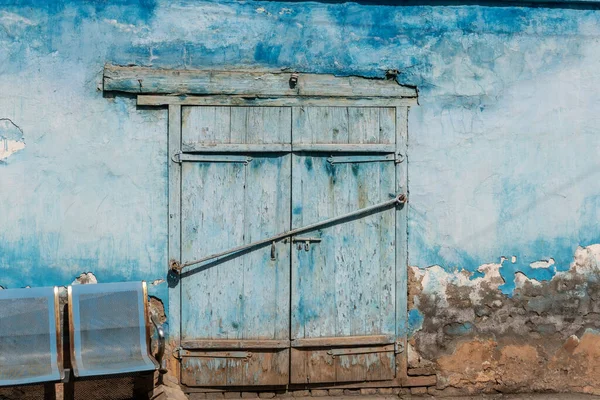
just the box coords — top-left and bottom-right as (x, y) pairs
(136, 95), (417, 107)
(104, 64), (417, 98)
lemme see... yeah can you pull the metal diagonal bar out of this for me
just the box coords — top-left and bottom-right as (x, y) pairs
(172, 193), (406, 272)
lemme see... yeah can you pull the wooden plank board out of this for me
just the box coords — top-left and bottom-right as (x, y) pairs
(105, 65), (417, 98)
(168, 105), (182, 342)
(291, 335), (394, 348)
(181, 349), (289, 386)
(138, 95), (417, 107)
(395, 106), (409, 385)
(290, 107), (396, 342)
(292, 107), (349, 144)
(182, 339), (289, 350)
(181, 143), (292, 153)
(290, 346), (395, 384)
(182, 106), (231, 145)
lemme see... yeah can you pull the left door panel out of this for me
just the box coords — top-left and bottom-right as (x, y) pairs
(179, 106), (292, 387)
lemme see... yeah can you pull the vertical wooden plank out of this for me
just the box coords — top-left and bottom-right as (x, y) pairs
(180, 161), (246, 340)
(332, 161), (353, 338)
(168, 104), (182, 343)
(181, 106), (231, 145)
(379, 159), (397, 336)
(230, 107), (247, 143)
(292, 107), (348, 144)
(291, 154), (336, 339)
(245, 107), (291, 144)
(379, 108), (396, 144)
(242, 154), (291, 340)
(348, 108), (379, 144)
(395, 106), (409, 384)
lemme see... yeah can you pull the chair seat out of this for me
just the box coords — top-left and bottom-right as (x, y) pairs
(68, 282), (158, 377)
(0, 287), (63, 386)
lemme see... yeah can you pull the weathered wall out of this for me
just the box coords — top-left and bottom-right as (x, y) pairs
(1, 0), (600, 394)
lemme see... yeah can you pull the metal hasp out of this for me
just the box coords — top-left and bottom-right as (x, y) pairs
(171, 193), (406, 272)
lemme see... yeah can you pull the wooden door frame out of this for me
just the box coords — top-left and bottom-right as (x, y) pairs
(103, 65), (417, 388)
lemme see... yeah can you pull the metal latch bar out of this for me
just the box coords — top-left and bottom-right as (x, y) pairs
(327, 344), (395, 357)
(327, 154), (396, 164)
(178, 349), (253, 359)
(172, 193), (406, 272)
(172, 151), (252, 164)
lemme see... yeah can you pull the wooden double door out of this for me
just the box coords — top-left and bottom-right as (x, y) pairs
(174, 105), (406, 388)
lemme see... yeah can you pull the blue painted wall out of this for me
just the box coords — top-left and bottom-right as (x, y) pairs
(1, 0), (599, 331)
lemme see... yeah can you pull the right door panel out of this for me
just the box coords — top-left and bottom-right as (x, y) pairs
(290, 107), (397, 384)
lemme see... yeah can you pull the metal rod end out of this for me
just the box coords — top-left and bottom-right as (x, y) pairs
(169, 259), (182, 273)
(396, 194), (407, 204)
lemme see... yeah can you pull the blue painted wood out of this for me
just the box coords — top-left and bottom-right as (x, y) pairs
(168, 105), (182, 343)
(180, 107), (291, 342)
(291, 107), (397, 341)
(395, 106), (410, 383)
(177, 105), (408, 385)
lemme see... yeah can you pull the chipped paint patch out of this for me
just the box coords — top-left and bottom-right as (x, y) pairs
(0, 119), (25, 161)
(411, 243), (600, 392)
(72, 272), (98, 285)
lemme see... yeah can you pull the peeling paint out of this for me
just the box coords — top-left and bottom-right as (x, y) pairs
(148, 295), (167, 325)
(72, 272), (98, 285)
(0, 119), (25, 161)
(410, 243), (600, 392)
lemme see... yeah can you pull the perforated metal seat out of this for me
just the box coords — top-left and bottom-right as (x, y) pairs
(0, 287), (63, 386)
(68, 282), (159, 378)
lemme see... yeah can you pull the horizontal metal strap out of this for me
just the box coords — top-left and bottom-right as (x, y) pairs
(172, 152), (252, 164)
(327, 154), (396, 164)
(327, 344), (395, 357)
(179, 350), (252, 359)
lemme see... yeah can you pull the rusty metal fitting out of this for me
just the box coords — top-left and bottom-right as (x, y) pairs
(396, 194), (407, 204)
(169, 259), (182, 273)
